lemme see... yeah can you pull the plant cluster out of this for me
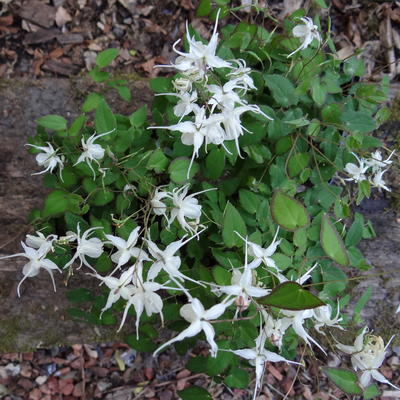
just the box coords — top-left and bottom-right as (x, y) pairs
(3, 1), (399, 398)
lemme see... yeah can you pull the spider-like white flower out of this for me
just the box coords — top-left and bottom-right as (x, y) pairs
(237, 229), (281, 271)
(156, 9), (231, 77)
(336, 327), (399, 389)
(262, 311), (289, 350)
(344, 153), (369, 183)
(64, 224), (104, 271)
(287, 17), (321, 58)
(370, 169), (391, 192)
(227, 59), (256, 91)
(173, 91), (199, 120)
(105, 226), (150, 273)
(168, 184), (216, 234)
(207, 81), (246, 112)
(149, 107), (223, 177)
(93, 265), (136, 317)
(153, 297), (232, 357)
(150, 186), (171, 218)
(212, 236), (268, 313)
(219, 104), (272, 157)
(282, 309), (326, 355)
(313, 303), (343, 334)
(365, 150), (395, 172)
(26, 142), (64, 177)
(144, 233), (205, 294)
(0, 242), (61, 296)
(25, 231), (58, 254)
(74, 129), (114, 179)
(232, 324), (301, 400)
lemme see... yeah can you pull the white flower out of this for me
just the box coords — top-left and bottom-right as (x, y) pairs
(64, 224), (104, 271)
(219, 104), (272, 157)
(93, 265), (136, 316)
(25, 231), (58, 254)
(227, 59), (256, 91)
(282, 309), (326, 355)
(336, 327), (399, 389)
(173, 91), (199, 120)
(212, 236), (268, 311)
(74, 129), (114, 179)
(207, 81), (245, 112)
(145, 233), (205, 294)
(344, 153), (369, 183)
(168, 184), (215, 234)
(0, 242), (61, 296)
(238, 229), (281, 271)
(370, 169), (391, 192)
(262, 311), (289, 350)
(151, 186), (171, 218)
(287, 17), (321, 58)
(119, 280), (165, 337)
(149, 107), (222, 177)
(313, 303), (343, 334)
(26, 142), (64, 177)
(157, 9), (231, 77)
(232, 326), (301, 400)
(105, 226), (149, 273)
(153, 297), (231, 357)
(366, 150), (395, 172)
(173, 77), (192, 93)
(397, 304), (400, 313)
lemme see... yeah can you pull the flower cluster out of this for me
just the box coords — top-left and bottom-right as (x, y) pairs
(150, 184), (215, 235)
(343, 150), (395, 191)
(149, 11), (272, 176)
(336, 327), (399, 390)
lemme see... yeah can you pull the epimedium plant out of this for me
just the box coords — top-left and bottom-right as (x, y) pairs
(4, 1), (399, 398)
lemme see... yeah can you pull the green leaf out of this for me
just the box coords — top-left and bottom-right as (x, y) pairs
(322, 367), (362, 395)
(311, 80), (326, 105)
(314, 0), (328, 7)
(363, 384), (380, 399)
(129, 106), (147, 127)
(64, 212), (89, 232)
(89, 189), (115, 206)
(196, 0), (212, 16)
(96, 48), (119, 68)
(345, 213), (364, 247)
(36, 115), (67, 131)
(222, 202), (247, 248)
(125, 334), (156, 352)
(168, 157), (199, 183)
(264, 74), (298, 107)
(66, 288), (92, 303)
(258, 282), (325, 310)
(43, 190), (83, 217)
(116, 86), (131, 102)
(69, 115), (86, 136)
(341, 111), (376, 133)
(271, 191), (310, 231)
(224, 368), (250, 389)
(147, 149), (169, 173)
(82, 92), (103, 112)
(288, 153), (311, 178)
(178, 386), (212, 400)
(205, 148), (225, 179)
(321, 215), (349, 266)
(343, 57), (365, 77)
(239, 189), (261, 214)
(95, 99), (117, 134)
(212, 266), (231, 285)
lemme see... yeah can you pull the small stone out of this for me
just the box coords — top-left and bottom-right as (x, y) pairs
(73, 382), (83, 397)
(17, 378), (34, 391)
(29, 388), (41, 400)
(35, 376), (48, 385)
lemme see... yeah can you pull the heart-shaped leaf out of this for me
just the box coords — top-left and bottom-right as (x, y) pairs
(321, 215), (349, 266)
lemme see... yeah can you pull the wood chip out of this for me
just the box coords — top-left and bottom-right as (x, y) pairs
(267, 364), (283, 381)
(57, 33), (84, 45)
(18, 0), (56, 29)
(55, 6), (72, 27)
(42, 59), (80, 76)
(24, 29), (59, 45)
